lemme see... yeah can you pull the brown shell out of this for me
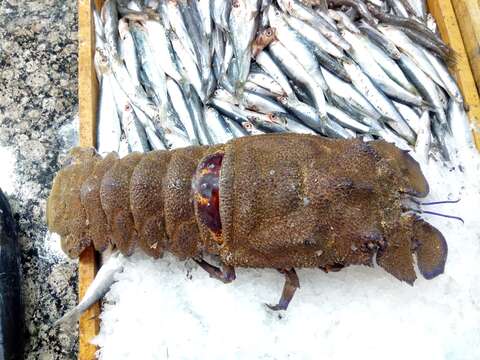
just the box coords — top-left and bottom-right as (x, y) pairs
(46, 134), (447, 284)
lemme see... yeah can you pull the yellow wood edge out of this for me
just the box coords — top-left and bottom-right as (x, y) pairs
(451, 0), (480, 93)
(78, 0), (102, 359)
(428, 0), (480, 149)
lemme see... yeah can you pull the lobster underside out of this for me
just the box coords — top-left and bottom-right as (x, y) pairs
(47, 134), (447, 309)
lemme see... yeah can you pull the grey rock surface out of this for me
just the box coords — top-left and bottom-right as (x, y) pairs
(0, 0), (80, 359)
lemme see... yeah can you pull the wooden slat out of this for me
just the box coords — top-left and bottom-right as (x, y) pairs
(451, 0), (480, 92)
(427, 0), (480, 149)
(78, 0), (103, 359)
(78, 247), (100, 360)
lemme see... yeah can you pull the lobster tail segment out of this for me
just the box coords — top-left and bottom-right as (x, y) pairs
(100, 152), (143, 256)
(129, 151), (171, 259)
(47, 148), (101, 258)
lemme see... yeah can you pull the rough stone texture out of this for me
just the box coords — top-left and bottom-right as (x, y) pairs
(0, 0), (79, 359)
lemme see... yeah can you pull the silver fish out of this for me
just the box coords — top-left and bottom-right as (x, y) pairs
(326, 104), (372, 133)
(266, 7), (328, 92)
(388, 0), (409, 18)
(410, 0), (427, 20)
(96, 66), (122, 156)
(357, 20), (402, 60)
(101, 0), (120, 55)
(170, 31), (206, 101)
(255, 50), (296, 98)
(197, 0), (213, 39)
(342, 30), (426, 107)
(422, 48), (463, 103)
(328, 93), (384, 131)
(204, 107), (235, 143)
(54, 253), (126, 326)
(273, 112), (318, 134)
(247, 72), (286, 96)
(130, 103), (165, 150)
(166, 0), (199, 66)
(144, 19), (183, 83)
(398, 54), (449, 128)
(268, 41), (327, 122)
(119, 19), (142, 88)
(118, 135), (130, 158)
(328, 9), (360, 34)
(277, 95), (324, 133)
(244, 82), (278, 97)
(166, 78), (200, 145)
(343, 59), (416, 144)
(242, 90), (287, 114)
(322, 67), (382, 121)
(94, 8), (105, 45)
(178, 1), (212, 89)
(188, 89), (212, 145)
(228, 0), (259, 93)
(363, 36), (417, 94)
(224, 116), (249, 137)
(277, 0), (350, 51)
(379, 26), (447, 90)
(145, 126), (167, 150)
(211, 0), (232, 30)
(394, 101), (421, 134)
(130, 23), (169, 115)
(448, 99), (477, 153)
(414, 110), (432, 163)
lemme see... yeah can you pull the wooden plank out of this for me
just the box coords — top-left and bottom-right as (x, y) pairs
(427, 0), (480, 149)
(451, 0), (480, 92)
(78, 247), (100, 360)
(78, 0), (103, 359)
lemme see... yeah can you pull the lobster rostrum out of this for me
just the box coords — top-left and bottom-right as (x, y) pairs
(47, 134), (447, 310)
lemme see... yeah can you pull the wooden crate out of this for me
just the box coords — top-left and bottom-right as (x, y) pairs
(76, 1), (480, 359)
(451, 0), (480, 94)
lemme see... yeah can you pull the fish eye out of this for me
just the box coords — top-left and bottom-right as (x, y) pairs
(269, 114), (278, 123)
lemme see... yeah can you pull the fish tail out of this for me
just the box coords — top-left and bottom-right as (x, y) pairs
(53, 307), (81, 328)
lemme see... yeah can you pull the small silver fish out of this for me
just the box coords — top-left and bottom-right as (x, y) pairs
(54, 252), (126, 327)
(228, 0), (259, 94)
(204, 107), (235, 143)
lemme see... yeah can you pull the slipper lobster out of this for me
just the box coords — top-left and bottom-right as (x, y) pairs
(47, 134), (447, 310)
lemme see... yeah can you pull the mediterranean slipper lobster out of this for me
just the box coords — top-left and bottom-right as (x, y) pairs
(47, 134), (447, 310)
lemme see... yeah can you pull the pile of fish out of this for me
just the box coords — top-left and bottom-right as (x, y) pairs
(94, 0), (467, 161)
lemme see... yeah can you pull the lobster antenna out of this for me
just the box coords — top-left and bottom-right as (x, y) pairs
(420, 199), (461, 206)
(409, 198), (461, 206)
(416, 210), (465, 224)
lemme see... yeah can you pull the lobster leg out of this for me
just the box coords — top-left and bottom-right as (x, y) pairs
(266, 268), (300, 311)
(194, 259), (236, 283)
